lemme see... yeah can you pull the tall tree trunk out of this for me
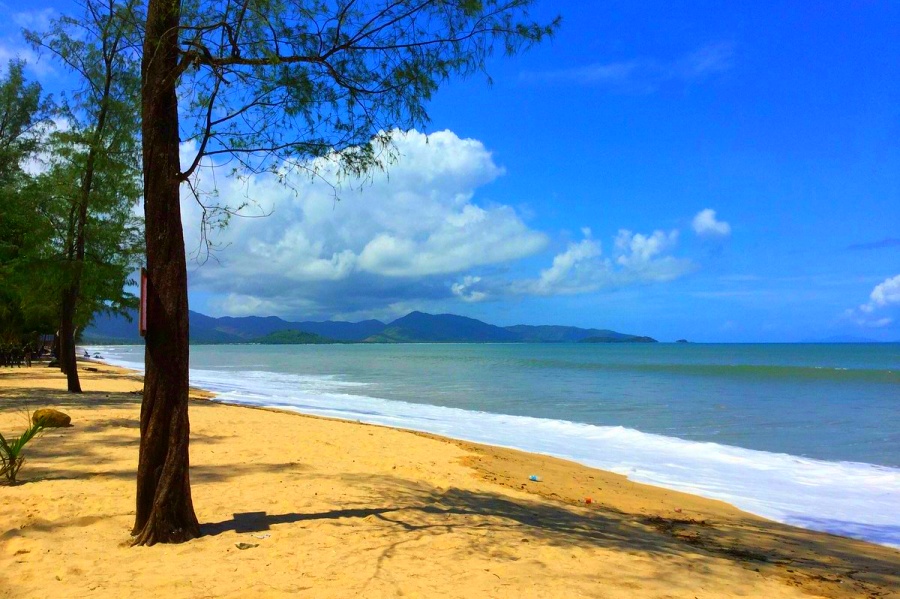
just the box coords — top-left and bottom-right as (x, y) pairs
(59, 200), (78, 376)
(59, 46), (112, 396)
(58, 326), (68, 374)
(132, 0), (199, 546)
(59, 286), (82, 392)
(51, 333), (60, 364)
(60, 201), (85, 393)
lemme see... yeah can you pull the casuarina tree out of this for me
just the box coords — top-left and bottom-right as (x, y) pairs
(136, 0), (558, 545)
(0, 61), (50, 340)
(26, 0), (143, 392)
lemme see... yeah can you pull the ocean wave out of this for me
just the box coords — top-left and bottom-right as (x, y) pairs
(519, 359), (900, 383)
(91, 345), (900, 549)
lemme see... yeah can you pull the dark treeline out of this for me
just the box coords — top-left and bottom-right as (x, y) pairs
(0, 0), (143, 384)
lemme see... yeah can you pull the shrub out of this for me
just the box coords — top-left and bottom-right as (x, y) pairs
(0, 421), (45, 484)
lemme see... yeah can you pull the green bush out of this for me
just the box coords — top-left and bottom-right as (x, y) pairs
(0, 421), (45, 484)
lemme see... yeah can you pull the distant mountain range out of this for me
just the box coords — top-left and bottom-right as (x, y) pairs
(84, 309), (657, 345)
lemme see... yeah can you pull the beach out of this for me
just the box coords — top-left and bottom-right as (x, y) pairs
(1, 362), (898, 599)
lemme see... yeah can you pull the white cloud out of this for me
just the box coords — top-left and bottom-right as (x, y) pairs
(859, 274), (900, 313)
(21, 117), (72, 175)
(357, 203), (544, 277)
(613, 228), (695, 283)
(843, 274), (900, 328)
(177, 131), (708, 319)
(182, 129), (547, 317)
(471, 228), (695, 299)
(615, 229), (678, 268)
(521, 42), (734, 92)
(211, 293), (287, 318)
(526, 236), (605, 296)
(692, 208), (731, 237)
(0, 41), (54, 78)
(12, 8), (55, 29)
(451, 276), (487, 303)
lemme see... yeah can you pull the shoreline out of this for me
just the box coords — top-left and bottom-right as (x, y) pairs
(91, 344), (900, 550)
(2, 361), (898, 598)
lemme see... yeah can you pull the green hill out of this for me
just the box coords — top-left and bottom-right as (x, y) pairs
(364, 311), (519, 343)
(85, 309), (657, 345)
(251, 330), (339, 344)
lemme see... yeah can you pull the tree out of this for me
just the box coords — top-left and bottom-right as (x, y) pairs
(20, 143), (143, 353)
(0, 60), (52, 343)
(0, 61), (44, 183)
(135, 0), (557, 545)
(27, 0), (144, 391)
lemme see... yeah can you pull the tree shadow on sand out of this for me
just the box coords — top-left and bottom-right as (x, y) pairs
(201, 471), (900, 599)
(204, 481), (653, 548)
(0, 383), (143, 414)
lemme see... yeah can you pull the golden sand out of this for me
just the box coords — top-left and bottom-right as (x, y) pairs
(1, 361), (898, 598)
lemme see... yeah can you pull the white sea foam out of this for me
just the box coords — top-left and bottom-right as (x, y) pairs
(92, 345), (900, 549)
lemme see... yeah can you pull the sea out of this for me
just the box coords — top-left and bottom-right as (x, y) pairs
(89, 342), (900, 549)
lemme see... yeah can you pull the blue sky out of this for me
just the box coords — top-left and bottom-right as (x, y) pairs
(3, 1), (898, 341)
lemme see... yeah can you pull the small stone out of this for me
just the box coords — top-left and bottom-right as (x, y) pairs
(32, 409), (72, 428)
(235, 542), (258, 550)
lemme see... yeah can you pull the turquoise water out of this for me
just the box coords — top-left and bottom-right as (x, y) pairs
(96, 342), (900, 546)
(185, 342), (900, 466)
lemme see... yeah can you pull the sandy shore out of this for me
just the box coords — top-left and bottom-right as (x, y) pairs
(1, 361), (898, 599)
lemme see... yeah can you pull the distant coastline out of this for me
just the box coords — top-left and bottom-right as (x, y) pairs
(85, 309), (659, 345)
(85, 309), (900, 346)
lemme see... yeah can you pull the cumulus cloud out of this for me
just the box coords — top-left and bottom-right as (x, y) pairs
(457, 228), (695, 301)
(524, 236), (605, 296)
(451, 276), (487, 303)
(182, 129), (547, 317)
(177, 130), (709, 319)
(692, 208), (731, 237)
(859, 275), (900, 313)
(357, 203), (543, 277)
(843, 274), (900, 328)
(614, 229), (682, 275)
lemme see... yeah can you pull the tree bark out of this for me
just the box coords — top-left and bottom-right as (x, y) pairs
(132, 0), (199, 546)
(59, 286), (82, 392)
(60, 201), (85, 392)
(59, 201), (78, 376)
(51, 333), (60, 364)
(60, 45), (114, 395)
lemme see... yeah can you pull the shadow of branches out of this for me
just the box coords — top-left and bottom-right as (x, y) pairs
(201, 472), (900, 598)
